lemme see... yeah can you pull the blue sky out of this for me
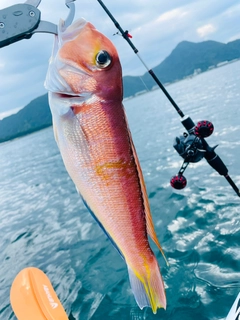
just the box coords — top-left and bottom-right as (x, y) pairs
(0, 0), (240, 118)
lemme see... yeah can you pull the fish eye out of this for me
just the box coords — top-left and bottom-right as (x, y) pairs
(95, 50), (112, 69)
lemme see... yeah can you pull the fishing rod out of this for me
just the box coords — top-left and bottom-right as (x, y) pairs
(97, 0), (240, 198)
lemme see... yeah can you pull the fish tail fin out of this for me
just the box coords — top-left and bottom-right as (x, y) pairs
(127, 258), (166, 314)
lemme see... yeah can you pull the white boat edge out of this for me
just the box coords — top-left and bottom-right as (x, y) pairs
(226, 292), (240, 320)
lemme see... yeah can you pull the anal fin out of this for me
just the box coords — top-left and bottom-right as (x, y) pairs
(77, 189), (125, 260)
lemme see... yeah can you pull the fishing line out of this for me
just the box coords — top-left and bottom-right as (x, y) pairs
(138, 76), (150, 93)
(96, 0), (185, 117)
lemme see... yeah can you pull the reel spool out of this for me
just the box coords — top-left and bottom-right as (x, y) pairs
(173, 133), (205, 163)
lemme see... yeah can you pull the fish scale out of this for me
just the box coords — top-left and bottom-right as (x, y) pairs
(45, 17), (166, 313)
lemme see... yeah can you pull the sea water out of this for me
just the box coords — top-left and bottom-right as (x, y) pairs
(0, 61), (240, 320)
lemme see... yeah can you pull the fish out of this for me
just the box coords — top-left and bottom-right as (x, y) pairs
(44, 18), (167, 313)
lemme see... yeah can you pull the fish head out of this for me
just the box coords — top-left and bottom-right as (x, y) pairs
(45, 18), (123, 115)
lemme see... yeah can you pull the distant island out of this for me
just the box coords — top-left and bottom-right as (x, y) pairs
(1, 39), (240, 143)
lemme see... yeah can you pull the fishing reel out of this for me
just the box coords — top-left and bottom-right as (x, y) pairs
(170, 120), (214, 190)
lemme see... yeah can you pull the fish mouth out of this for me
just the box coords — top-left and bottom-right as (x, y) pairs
(52, 91), (92, 103)
(44, 18), (89, 94)
(54, 18), (88, 63)
(48, 91), (93, 116)
(59, 18), (88, 43)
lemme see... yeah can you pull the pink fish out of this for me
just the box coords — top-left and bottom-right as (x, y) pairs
(45, 18), (167, 313)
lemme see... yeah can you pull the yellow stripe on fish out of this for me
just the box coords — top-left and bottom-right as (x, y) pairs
(95, 160), (134, 179)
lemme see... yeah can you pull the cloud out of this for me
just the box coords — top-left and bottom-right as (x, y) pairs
(157, 8), (188, 23)
(197, 24), (217, 38)
(229, 33), (240, 42)
(0, 107), (22, 120)
(0, 0), (240, 115)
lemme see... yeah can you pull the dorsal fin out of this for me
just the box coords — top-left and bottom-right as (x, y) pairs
(126, 115), (169, 266)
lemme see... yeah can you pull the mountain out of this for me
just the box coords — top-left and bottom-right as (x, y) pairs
(1, 39), (240, 143)
(124, 39), (240, 94)
(0, 94), (51, 143)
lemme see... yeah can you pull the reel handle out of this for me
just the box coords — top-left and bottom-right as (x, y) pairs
(170, 174), (187, 190)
